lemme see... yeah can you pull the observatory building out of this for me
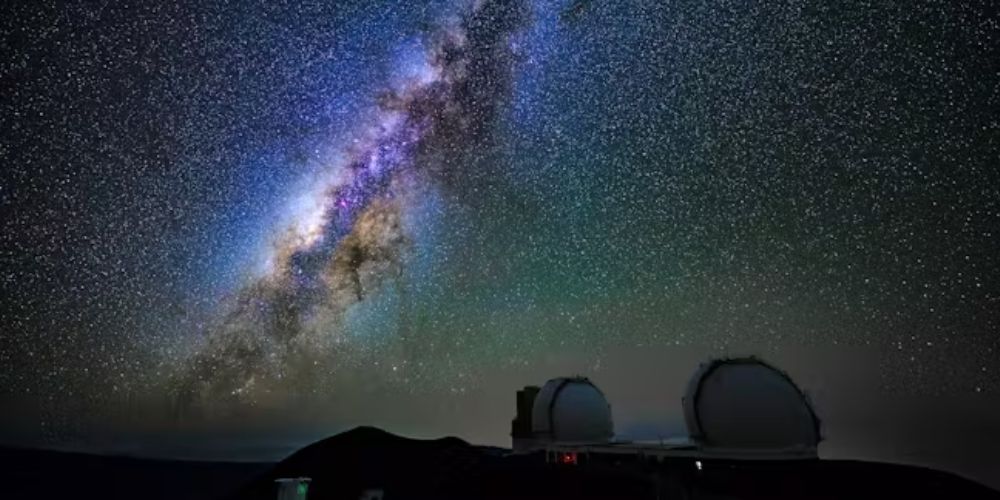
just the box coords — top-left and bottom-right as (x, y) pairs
(511, 357), (821, 463)
(511, 376), (614, 452)
(683, 357), (821, 456)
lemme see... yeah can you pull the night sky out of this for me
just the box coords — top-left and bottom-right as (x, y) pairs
(2, 0), (1000, 486)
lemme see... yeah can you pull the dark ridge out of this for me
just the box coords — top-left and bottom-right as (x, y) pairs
(247, 426), (488, 500)
(280, 425), (472, 460)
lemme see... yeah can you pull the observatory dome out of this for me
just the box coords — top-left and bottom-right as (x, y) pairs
(683, 358), (820, 453)
(531, 377), (613, 443)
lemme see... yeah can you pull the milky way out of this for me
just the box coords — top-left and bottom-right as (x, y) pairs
(172, 0), (530, 413)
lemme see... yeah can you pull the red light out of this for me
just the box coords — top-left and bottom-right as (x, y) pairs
(560, 452), (578, 465)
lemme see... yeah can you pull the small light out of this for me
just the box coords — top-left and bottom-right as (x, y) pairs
(695, 460), (703, 471)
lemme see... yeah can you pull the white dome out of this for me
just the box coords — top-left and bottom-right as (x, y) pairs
(531, 377), (613, 443)
(683, 358), (820, 452)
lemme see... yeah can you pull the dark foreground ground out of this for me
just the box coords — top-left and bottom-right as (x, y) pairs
(3, 427), (998, 500)
(0, 446), (270, 500)
(234, 427), (1000, 500)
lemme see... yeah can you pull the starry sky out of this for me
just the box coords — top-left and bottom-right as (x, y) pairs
(2, 0), (999, 484)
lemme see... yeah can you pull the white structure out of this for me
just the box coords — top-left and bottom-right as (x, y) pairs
(275, 477), (311, 500)
(511, 359), (820, 464)
(531, 376), (614, 444)
(683, 357), (821, 457)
